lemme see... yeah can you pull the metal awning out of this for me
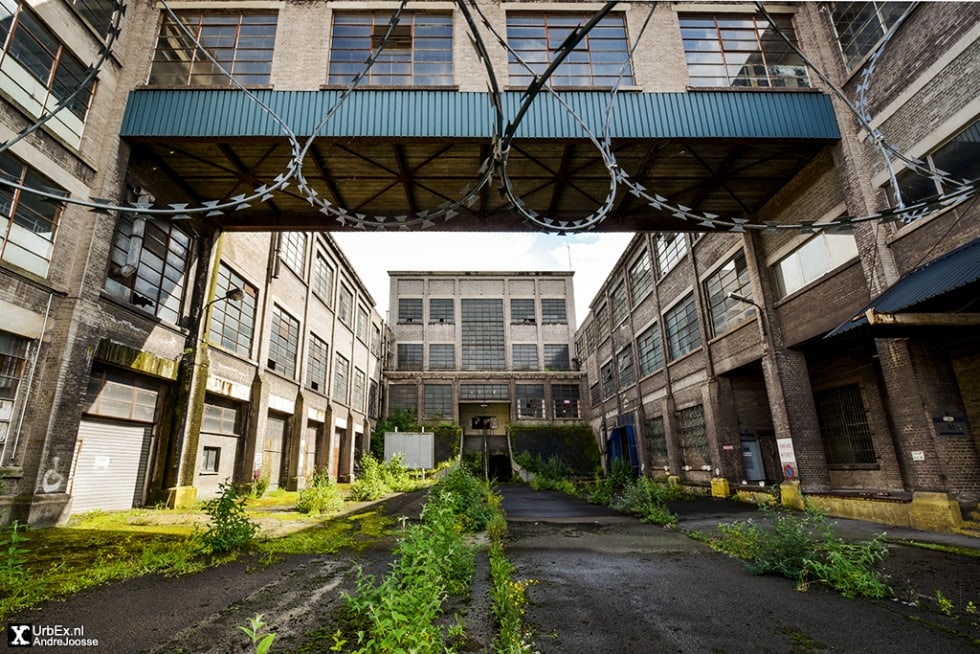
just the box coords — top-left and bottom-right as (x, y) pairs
(827, 236), (980, 337)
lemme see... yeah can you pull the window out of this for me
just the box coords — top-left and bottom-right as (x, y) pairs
(891, 119), (980, 207)
(617, 344), (635, 388)
(306, 334), (329, 393)
(103, 213), (191, 323)
(423, 384), (452, 419)
(589, 382), (601, 407)
(429, 343), (455, 370)
(0, 332), (28, 444)
(459, 384), (509, 400)
(83, 366), (160, 423)
(611, 281), (628, 325)
(149, 10), (276, 86)
(268, 305), (299, 378)
(461, 299), (505, 370)
(628, 250), (653, 306)
(541, 299), (567, 324)
(511, 298), (535, 323)
(280, 232), (306, 276)
(636, 324), (664, 377)
(338, 284), (353, 325)
(388, 383), (416, 415)
(397, 343), (423, 371)
(312, 253), (334, 305)
(773, 232), (858, 297)
(816, 384), (877, 466)
(680, 13), (809, 88)
(544, 344), (570, 371)
(654, 233), (686, 278)
(704, 252), (754, 337)
(507, 12), (633, 87)
(0, 2), (95, 119)
(203, 397), (241, 435)
(553, 384), (580, 419)
(677, 405), (710, 468)
(328, 12), (453, 86)
(429, 298), (454, 323)
(352, 368), (366, 412)
(207, 264), (257, 357)
(665, 294), (702, 360)
(356, 306), (369, 342)
(517, 384), (545, 419)
(201, 446), (220, 473)
(512, 344), (538, 370)
(644, 416), (669, 470)
(595, 303), (610, 341)
(70, 0), (119, 39)
(371, 324), (382, 356)
(828, 2), (912, 71)
(398, 298), (423, 323)
(333, 353), (350, 403)
(600, 360), (615, 400)
(0, 152), (66, 278)
(368, 380), (379, 418)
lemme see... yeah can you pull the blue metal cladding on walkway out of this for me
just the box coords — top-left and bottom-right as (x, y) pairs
(120, 89), (840, 141)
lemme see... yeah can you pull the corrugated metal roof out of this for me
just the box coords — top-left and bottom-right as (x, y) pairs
(828, 236), (980, 336)
(120, 89), (840, 140)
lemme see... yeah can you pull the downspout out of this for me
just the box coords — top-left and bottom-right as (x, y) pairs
(5, 292), (53, 465)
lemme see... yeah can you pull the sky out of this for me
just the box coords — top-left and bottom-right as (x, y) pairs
(331, 231), (635, 327)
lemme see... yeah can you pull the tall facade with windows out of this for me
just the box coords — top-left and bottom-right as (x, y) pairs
(576, 2), (980, 533)
(386, 271), (583, 474)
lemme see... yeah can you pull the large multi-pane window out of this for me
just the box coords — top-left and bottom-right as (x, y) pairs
(665, 294), (702, 360)
(704, 252), (754, 338)
(507, 12), (633, 87)
(636, 324), (664, 378)
(541, 299), (567, 324)
(429, 298), (454, 323)
(644, 416), (669, 471)
(333, 353), (350, 403)
(0, 1), (94, 119)
(589, 382), (601, 407)
(338, 284), (353, 325)
(680, 13), (809, 88)
(149, 10), (276, 86)
(368, 380), (379, 418)
(891, 119), (980, 207)
(611, 281), (628, 325)
(356, 306), (369, 342)
(512, 344), (538, 371)
(459, 384), (509, 400)
(423, 384), (452, 419)
(0, 152), (66, 278)
(677, 405), (710, 468)
(207, 264), (257, 356)
(461, 299), (505, 370)
(312, 253), (334, 305)
(0, 332), (28, 445)
(306, 334), (329, 393)
(104, 213), (191, 323)
(511, 298), (535, 323)
(280, 232), (306, 276)
(595, 303), (610, 341)
(628, 250), (653, 306)
(429, 343), (455, 370)
(654, 233), (687, 278)
(388, 383), (416, 414)
(328, 12), (453, 86)
(617, 344), (636, 388)
(397, 343), (423, 371)
(268, 305), (299, 378)
(828, 2), (912, 71)
(516, 384), (545, 419)
(600, 360), (615, 399)
(773, 232), (858, 297)
(398, 298), (423, 323)
(352, 368), (366, 412)
(816, 384), (877, 466)
(553, 384), (580, 419)
(544, 344), (570, 371)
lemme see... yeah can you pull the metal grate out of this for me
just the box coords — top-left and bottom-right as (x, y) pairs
(816, 384), (877, 465)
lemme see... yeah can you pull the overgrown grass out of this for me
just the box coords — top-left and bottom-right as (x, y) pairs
(348, 454), (430, 501)
(709, 503), (890, 598)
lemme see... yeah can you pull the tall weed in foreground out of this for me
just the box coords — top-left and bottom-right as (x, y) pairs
(200, 482), (259, 554)
(0, 522), (28, 589)
(614, 478), (683, 526)
(296, 468), (345, 516)
(712, 504), (889, 598)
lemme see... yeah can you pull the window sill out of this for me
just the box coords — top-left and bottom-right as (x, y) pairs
(319, 84), (460, 92)
(684, 85), (821, 93)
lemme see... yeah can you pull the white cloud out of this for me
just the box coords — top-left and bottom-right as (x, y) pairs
(332, 231), (634, 326)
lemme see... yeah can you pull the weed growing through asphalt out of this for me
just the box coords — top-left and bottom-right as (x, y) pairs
(710, 504), (889, 598)
(348, 454), (427, 501)
(241, 613), (276, 654)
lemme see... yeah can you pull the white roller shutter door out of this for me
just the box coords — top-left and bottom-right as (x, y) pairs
(69, 419), (152, 515)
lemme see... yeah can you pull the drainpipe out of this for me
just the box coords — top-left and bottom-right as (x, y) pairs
(5, 292), (53, 465)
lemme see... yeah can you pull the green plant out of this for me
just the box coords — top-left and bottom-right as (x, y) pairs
(296, 468), (344, 516)
(241, 613), (276, 654)
(0, 521), (29, 588)
(252, 475), (270, 499)
(488, 527), (537, 653)
(200, 482), (259, 554)
(614, 478), (681, 526)
(935, 590), (955, 617)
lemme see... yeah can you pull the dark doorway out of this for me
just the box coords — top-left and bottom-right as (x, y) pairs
(488, 453), (513, 481)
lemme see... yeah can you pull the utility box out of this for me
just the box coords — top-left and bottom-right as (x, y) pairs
(384, 432), (435, 470)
